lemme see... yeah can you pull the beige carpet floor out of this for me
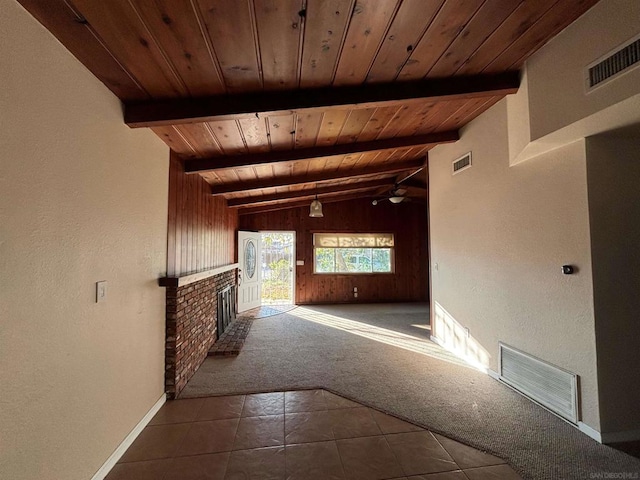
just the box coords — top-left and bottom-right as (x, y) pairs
(180, 303), (640, 480)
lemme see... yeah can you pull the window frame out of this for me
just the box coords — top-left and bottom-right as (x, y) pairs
(312, 232), (396, 275)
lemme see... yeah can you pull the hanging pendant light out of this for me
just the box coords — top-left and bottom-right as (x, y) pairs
(309, 193), (323, 218)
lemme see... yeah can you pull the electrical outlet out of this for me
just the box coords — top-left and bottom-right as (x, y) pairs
(96, 281), (107, 303)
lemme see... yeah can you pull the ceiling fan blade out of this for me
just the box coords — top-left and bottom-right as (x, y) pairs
(395, 188), (407, 196)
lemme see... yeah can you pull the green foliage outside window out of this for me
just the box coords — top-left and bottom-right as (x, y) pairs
(261, 232), (294, 304)
(314, 247), (392, 273)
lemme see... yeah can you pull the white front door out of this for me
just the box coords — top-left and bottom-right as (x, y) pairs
(238, 231), (261, 313)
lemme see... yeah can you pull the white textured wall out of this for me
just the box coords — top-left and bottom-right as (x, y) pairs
(527, 0), (640, 140)
(586, 134), (640, 434)
(0, 2), (169, 479)
(429, 0), (640, 436)
(429, 100), (600, 430)
(506, 69), (531, 164)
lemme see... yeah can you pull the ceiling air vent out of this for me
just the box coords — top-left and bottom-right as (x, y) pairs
(452, 152), (472, 175)
(587, 34), (640, 91)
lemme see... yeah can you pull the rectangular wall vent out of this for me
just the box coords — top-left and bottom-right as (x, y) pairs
(452, 152), (472, 175)
(587, 34), (640, 91)
(499, 343), (579, 424)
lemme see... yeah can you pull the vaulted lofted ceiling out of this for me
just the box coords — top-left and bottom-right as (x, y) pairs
(20, 0), (598, 213)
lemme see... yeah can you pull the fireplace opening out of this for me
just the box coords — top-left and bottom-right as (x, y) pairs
(217, 285), (236, 339)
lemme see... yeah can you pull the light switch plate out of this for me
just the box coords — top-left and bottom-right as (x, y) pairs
(96, 281), (107, 303)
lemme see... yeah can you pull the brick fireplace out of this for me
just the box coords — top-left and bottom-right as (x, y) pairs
(160, 265), (237, 399)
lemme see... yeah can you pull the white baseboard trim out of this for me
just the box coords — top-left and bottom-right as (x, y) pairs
(91, 393), (166, 480)
(578, 422), (603, 443)
(601, 428), (640, 444)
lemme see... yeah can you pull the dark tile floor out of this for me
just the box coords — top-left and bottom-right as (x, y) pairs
(106, 389), (522, 480)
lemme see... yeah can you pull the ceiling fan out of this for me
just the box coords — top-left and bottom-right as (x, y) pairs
(371, 167), (424, 206)
(371, 184), (409, 205)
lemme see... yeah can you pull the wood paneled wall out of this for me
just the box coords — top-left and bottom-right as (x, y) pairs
(239, 198), (428, 304)
(167, 152), (237, 277)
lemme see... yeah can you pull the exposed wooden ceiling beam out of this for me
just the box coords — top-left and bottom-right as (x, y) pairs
(185, 131), (455, 173)
(397, 178), (427, 190)
(125, 72), (520, 127)
(228, 178), (393, 207)
(395, 166), (425, 185)
(210, 159), (424, 195)
(237, 191), (382, 216)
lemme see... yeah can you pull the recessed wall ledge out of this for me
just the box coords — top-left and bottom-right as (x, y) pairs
(508, 92), (640, 166)
(158, 263), (239, 288)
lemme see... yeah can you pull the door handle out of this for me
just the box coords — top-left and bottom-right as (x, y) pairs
(238, 269), (243, 286)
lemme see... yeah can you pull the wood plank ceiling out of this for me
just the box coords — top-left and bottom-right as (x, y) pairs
(20, 0), (598, 213)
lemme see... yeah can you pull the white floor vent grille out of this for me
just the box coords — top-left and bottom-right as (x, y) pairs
(499, 343), (578, 424)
